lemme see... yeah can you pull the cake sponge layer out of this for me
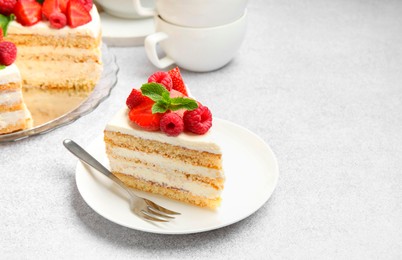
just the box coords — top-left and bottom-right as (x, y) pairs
(104, 131), (222, 169)
(113, 172), (222, 209)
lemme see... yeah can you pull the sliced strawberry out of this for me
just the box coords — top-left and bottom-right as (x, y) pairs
(59, 0), (69, 13)
(126, 88), (152, 110)
(79, 0), (92, 12)
(128, 100), (163, 131)
(14, 0), (42, 26)
(168, 67), (188, 96)
(67, 0), (91, 28)
(42, 0), (60, 19)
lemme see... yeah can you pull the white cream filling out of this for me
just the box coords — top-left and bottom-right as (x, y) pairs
(106, 108), (222, 154)
(110, 146), (224, 179)
(0, 64), (21, 85)
(109, 159), (222, 199)
(0, 109), (28, 129)
(0, 90), (22, 106)
(8, 6), (101, 38)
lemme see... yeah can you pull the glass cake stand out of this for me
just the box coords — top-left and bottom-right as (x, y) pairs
(0, 44), (119, 142)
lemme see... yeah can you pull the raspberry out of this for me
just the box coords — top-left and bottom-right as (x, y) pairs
(183, 105), (212, 135)
(126, 88), (149, 110)
(49, 11), (67, 29)
(148, 71), (173, 91)
(0, 41), (17, 66)
(160, 112), (184, 136)
(0, 0), (17, 16)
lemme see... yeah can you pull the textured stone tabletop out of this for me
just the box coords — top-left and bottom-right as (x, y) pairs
(1, 0), (402, 258)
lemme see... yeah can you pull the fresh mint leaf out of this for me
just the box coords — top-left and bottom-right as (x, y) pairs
(0, 14), (15, 37)
(141, 83), (169, 102)
(152, 100), (170, 114)
(0, 65), (6, 70)
(169, 97), (198, 111)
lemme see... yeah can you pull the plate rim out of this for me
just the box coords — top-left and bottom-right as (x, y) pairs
(75, 118), (279, 234)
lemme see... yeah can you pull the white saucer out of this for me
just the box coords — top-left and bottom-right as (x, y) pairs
(75, 118), (279, 234)
(99, 12), (154, 46)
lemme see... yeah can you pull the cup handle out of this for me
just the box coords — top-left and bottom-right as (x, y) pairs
(144, 32), (175, 69)
(132, 0), (156, 17)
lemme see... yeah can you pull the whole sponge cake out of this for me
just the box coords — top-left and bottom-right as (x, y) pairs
(104, 68), (225, 209)
(3, 0), (102, 95)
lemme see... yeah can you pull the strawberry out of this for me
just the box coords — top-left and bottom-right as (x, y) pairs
(14, 0), (42, 26)
(42, 0), (60, 19)
(128, 99), (163, 131)
(126, 88), (151, 110)
(67, 0), (91, 28)
(0, 0), (17, 16)
(0, 28), (3, 42)
(168, 67), (188, 96)
(58, 0), (69, 13)
(79, 0), (92, 12)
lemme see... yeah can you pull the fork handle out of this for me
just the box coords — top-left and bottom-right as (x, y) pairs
(63, 139), (133, 195)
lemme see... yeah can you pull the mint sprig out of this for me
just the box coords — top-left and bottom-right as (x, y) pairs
(0, 14), (15, 37)
(140, 83), (198, 114)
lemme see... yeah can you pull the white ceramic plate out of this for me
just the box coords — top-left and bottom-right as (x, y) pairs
(75, 118), (279, 234)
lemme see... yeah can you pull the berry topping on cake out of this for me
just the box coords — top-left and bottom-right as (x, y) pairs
(58, 0), (69, 13)
(126, 68), (214, 136)
(129, 99), (163, 131)
(0, 41), (17, 66)
(0, 0), (17, 16)
(126, 88), (150, 110)
(78, 0), (92, 12)
(14, 0), (42, 26)
(160, 112), (184, 136)
(148, 71), (173, 91)
(183, 105), (213, 135)
(168, 67), (188, 96)
(0, 28), (3, 41)
(49, 11), (67, 28)
(67, 0), (91, 28)
(42, 0), (59, 19)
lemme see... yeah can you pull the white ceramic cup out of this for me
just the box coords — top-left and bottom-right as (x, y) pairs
(95, 0), (155, 19)
(144, 10), (247, 72)
(135, 0), (248, 27)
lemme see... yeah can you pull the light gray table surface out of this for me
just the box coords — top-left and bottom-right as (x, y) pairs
(1, 0), (402, 258)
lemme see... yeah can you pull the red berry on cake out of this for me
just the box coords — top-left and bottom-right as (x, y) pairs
(148, 71), (173, 91)
(58, 0), (69, 14)
(79, 0), (93, 12)
(126, 88), (149, 110)
(0, 0), (17, 16)
(49, 11), (67, 29)
(67, 0), (91, 28)
(168, 67), (188, 96)
(13, 0), (42, 26)
(183, 105), (213, 135)
(42, 0), (60, 19)
(0, 28), (3, 42)
(0, 41), (17, 66)
(160, 112), (184, 136)
(128, 99), (163, 131)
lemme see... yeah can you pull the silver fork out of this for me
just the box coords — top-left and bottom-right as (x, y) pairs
(63, 139), (180, 222)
